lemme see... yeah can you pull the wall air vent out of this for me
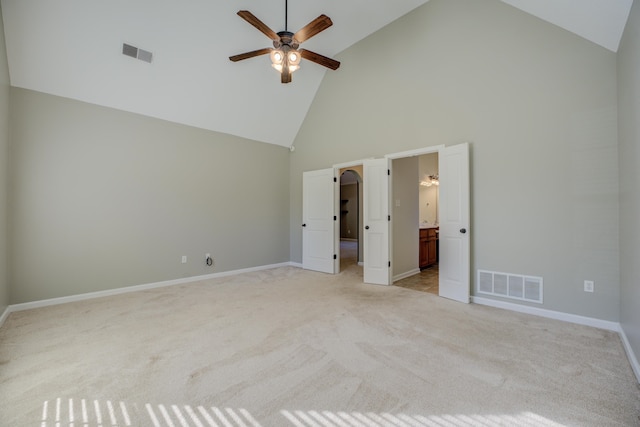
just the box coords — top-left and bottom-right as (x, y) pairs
(477, 269), (543, 304)
(122, 43), (153, 63)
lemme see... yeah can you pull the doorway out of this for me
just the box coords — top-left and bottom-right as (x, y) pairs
(386, 143), (470, 303)
(393, 152), (439, 295)
(303, 143), (469, 302)
(339, 168), (362, 272)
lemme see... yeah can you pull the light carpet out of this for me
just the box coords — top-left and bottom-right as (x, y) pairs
(1, 265), (638, 426)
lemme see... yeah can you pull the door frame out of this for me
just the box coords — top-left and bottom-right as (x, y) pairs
(385, 145), (445, 161)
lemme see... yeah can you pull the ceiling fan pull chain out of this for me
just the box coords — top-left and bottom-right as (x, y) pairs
(285, 0), (288, 31)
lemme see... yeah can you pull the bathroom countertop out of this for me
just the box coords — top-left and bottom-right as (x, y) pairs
(419, 225), (439, 229)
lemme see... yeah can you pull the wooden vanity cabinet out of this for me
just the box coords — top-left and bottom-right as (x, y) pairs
(419, 227), (438, 269)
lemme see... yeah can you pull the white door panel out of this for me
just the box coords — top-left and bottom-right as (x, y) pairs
(438, 143), (470, 303)
(364, 158), (390, 285)
(303, 168), (336, 274)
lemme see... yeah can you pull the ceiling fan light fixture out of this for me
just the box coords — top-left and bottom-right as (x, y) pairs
(270, 49), (284, 72)
(287, 50), (301, 73)
(288, 51), (300, 63)
(270, 48), (301, 74)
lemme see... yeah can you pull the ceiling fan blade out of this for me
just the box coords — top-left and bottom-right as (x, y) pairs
(229, 48), (272, 62)
(293, 15), (333, 43)
(299, 49), (340, 70)
(237, 10), (279, 41)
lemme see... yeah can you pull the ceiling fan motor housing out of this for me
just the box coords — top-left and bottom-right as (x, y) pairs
(275, 31), (299, 49)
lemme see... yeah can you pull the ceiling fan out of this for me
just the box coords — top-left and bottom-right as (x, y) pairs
(229, 0), (340, 84)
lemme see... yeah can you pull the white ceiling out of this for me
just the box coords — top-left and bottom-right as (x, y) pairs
(1, 0), (634, 148)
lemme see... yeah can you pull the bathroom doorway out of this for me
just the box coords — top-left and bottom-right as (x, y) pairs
(392, 152), (440, 295)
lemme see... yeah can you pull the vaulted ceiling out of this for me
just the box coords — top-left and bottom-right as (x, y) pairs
(1, 0), (634, 148)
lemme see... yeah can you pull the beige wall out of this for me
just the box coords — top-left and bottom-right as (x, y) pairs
(0, 3), (9, 311)
(618, 0), (640, 367)
(290, 0), (620, 321)
(392, 156), (419, 278)
(9, 88), (290, 303)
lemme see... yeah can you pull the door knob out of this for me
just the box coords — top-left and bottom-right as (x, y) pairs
(460, 228), (467, 234)
(365, 226), (370, 230)
(302, 224), (307, 227)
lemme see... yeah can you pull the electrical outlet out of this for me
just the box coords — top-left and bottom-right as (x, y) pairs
(584, 280), (594, 293)
(181, 255), (187, 264)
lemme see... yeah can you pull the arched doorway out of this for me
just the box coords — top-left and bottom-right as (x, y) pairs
(339, 169), (362, 272)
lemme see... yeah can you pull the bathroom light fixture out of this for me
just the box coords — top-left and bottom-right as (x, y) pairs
(420, 174), (439, 187)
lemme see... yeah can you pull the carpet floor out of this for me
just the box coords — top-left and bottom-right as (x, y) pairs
(1, 265), (638, 426)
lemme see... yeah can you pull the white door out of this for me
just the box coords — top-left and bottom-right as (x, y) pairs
(363, 158), (391, 285)
(303, 168), (337, 274)
(438, 143), (470, 303)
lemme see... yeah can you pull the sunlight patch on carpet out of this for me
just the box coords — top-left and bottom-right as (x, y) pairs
(279, 409), (568, 427)
(40, 398), (568, 426)
(41, 398), (260, 427)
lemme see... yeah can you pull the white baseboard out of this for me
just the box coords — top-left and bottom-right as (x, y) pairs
(289, 262), (303, 269)
(3, 262), (296, 319)
(0, 305), (10, 328)
(472, 296), (639, 384)
(393, 268), (421, 283)
(471, 296), (620, 331)
(619, 325), (640, 384)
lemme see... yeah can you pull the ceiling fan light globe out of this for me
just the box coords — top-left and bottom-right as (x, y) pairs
(270, 50), (284, 64)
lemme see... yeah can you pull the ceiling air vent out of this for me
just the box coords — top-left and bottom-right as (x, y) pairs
(122, 43), (153, 63)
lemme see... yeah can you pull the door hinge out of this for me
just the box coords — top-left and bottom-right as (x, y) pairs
(334, 215), (337, 221)
(334, 254), (337, 260)
(388, 215), (391, 221)
(333, 177), (337, 182)
(388, 169), (390, 176)
(388, 261), (391, 267)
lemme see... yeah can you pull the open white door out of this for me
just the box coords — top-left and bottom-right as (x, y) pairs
(438, 143), (470, 302)
(303, 168), (337, 274)
(363, 158), (391, 285)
